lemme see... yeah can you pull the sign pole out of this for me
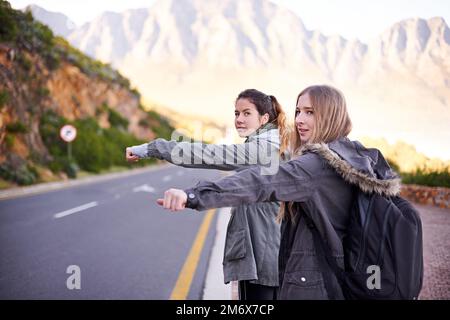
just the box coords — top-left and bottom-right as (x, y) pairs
(68, 141), (72, 161)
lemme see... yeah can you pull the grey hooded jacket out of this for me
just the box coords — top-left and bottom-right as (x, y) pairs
(130, 123), (282, 286)
(184, 138), (401, 299)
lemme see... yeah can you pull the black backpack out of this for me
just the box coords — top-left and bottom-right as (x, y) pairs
(305, 190), (424, 300)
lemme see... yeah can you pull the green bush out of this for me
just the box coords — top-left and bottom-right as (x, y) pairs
(71, 118), (146, 173)
(0, 0), (18, 42)
(32, 20), (54, 50)
(28, 149), (46, 165)
(61, 158), (79, 178)
(37, 86), (50, 98)
(39, 110), (67, 157)
(48, 157), (64, 173)
(45, 49), (61, 70)
(384, 155), (450, 188)
(138, 118), (149, 128)
(6, 121), (28, 133)
(0, 162), (38, 185)
(102, 127), (146, 167)
(145, 110), (174, 140)
(108, 107), (129, 130)
(0, 89), (9, 108)
(401, 168), (450, 188)
(39, 110), (147, 174)
(130, 87), (140, 98)
(152, 124), (173, 141)
(0, 2), (59, 70)
(16, 52), (32, 72)
(5, 133), (14, 148)
(17, 165), (38, 185)
(47, 156), (78, 178)
(71, 118), (108, 173)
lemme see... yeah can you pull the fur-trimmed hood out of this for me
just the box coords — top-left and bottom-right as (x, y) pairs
(300, 138), (401, 196)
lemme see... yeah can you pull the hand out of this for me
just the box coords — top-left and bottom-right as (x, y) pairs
(157, 188), (187, 211)
(126, 147), (139, 162)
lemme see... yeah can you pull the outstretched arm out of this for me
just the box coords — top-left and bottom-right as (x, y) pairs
(126, 136), (279, 171)
(157, 154), (320, 211)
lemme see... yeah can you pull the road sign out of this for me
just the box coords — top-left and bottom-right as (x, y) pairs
(60, 125), (77, 143)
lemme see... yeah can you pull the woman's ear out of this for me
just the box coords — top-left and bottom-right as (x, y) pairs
(261, 113), (270, 125)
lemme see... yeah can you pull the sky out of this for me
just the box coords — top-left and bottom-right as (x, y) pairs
(8, 0), (450, 43)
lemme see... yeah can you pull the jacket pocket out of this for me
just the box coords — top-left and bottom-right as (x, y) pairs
(224, 229), (246, 261)
(281, 270), (328, 300)
(285, 270), (324, 287)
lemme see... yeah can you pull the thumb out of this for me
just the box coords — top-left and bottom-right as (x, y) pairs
(156, 199), (164, 206)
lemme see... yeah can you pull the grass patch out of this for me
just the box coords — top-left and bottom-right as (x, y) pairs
(0, 178), (15, 190)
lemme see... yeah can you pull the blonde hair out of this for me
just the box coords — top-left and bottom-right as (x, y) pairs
(277, 85), (352, 222)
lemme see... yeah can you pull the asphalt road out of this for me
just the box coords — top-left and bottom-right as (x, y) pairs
(0, 165), (222, 299)
(3, 163), (447, 301)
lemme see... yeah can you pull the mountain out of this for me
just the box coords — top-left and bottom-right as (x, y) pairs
(24, 4), (76, 37)
(0, 1), (173, 187)
(26, 0), (450, 160)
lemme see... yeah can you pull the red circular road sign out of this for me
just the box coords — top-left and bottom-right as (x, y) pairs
(60, 125), (77, 142)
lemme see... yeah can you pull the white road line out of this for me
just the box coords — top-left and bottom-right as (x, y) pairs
(203, 208), (233, 299)
(162, 175), (172, 182)
(53, 201), (98, 219)
(133, 184), (155, 193)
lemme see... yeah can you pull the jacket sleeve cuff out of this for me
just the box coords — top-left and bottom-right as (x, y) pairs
(184, 188), (199, 209)
(130, 143), (149, 158)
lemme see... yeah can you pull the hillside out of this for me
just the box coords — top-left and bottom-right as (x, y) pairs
(0, 0), (174, 187)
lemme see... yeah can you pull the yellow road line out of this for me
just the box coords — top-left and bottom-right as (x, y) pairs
(170, 209), (216, 300)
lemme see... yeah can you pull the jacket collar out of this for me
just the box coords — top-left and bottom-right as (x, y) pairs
(245, 122), (277, 142)
(301, 141), (401, 196)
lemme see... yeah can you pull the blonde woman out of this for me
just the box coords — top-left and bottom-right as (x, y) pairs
(126, 89), (290, 300)
(157, 85), (402, 299)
